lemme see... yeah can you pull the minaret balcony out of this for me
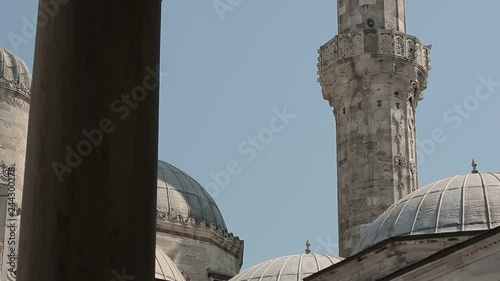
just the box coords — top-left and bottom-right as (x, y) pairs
(317, 30), (431, 74)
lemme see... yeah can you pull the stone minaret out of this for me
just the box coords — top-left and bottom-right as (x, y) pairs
(318, 0), (431, 257)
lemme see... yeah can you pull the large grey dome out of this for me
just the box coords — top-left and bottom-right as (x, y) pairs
(0, 48), (31, 96)
(229, 254), (342, 281)
(157, 160), (227, 230)
(353, 172), (500, 254)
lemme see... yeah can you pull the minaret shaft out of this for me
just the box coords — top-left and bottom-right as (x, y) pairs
(338, 0), (406, 34)
(319, 1), (430, 257)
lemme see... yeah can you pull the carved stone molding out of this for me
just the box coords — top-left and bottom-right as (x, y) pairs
(408, 79), (425, 107)
(0, 90), (30, 112)
(0, 78), (31, 98)
(318, 30), (431, 73)
(156, 209), (244, 246)
(394, 154), (407, 169)
(410, 160), (417, 174)
(392, 109), (405, 125)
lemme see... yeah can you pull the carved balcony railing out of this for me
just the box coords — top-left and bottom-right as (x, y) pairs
(318, 30), (431, 73)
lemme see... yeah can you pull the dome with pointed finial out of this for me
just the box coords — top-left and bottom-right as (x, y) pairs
(353, 162), (500, 254)
(229, 253), (342, 281)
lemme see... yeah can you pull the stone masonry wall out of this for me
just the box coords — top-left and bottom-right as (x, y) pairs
(155, 218), (243, 281)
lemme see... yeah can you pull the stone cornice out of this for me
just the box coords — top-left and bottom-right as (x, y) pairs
(380, 227), (500, 280)
(318, 29), (431, 74)
(0, 86), (31, 113)
(305, 231), (485, 281)
(156, 209), (244, 247)
(156, 210), (244, 265)
(0, 78), (31, 99)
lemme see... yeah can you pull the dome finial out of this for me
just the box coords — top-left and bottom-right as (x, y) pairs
(471, 158), (479, 174)
(305, 239), (311, 254)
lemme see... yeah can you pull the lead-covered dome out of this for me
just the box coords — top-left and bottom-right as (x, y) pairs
(0, 48), (31, 96)
(353, 171), (500, 254)
(229, 254), (343, 281)
(157, 160), (227, 230)
(155, 246), (186, 281)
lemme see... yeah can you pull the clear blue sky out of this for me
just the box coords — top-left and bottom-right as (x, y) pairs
(1, 0), (499, 271)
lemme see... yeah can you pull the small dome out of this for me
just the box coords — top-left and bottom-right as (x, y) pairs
(353, 172), (500, 254)
(0, 48), (31, 96)
(229, 254), (343, 281)
(155, 246), (186, 281)
(157, 160), (227, 230)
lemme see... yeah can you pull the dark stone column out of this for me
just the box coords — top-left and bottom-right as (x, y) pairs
(17, 0), (161, 280)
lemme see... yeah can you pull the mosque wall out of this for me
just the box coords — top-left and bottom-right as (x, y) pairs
(424, 251), (500, 281)
(389, 228), (500, 281)
(156, 221), (243, 281)
(304, 233), (479, 281)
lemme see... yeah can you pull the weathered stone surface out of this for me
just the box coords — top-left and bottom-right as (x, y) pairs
(304, 232), (479, 281)
(337, 0), (406, 34)
(389, 228), (500, 281)
(319, 1), (430, 257)
(156, 214), (244, 281)
(17, 0), (161, 280)
(0, 48), (31, 281)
